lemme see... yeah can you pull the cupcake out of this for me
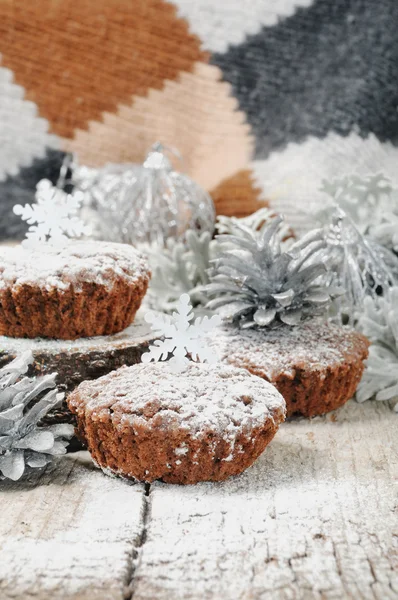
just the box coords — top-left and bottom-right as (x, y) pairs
(206, 320), (369, 417)
(0, 241), (151, 339)
(67, 362), (286, 484)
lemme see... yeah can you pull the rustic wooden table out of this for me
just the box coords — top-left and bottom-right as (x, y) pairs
(1, 399), (397, 600)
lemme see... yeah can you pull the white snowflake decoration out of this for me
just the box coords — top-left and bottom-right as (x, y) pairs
(142, 293), (222, 372)
(13, 179), (91, 249)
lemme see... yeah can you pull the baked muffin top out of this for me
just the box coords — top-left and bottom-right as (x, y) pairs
(205, 319), (369, 380)
(0, 241), (150, 292)
(69, 361), (286, 443)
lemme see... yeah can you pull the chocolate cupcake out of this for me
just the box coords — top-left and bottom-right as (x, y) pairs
(206, 319), (369, 417)
(67, 362), (286, 484)
(0, 241), (151, 340)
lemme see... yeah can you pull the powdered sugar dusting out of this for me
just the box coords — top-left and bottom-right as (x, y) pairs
(73, 362), (286, 445)
(0, 241), (150, 292)
(0, 402), (396, 598)
(175, 443), (188, 456)
(0, 453), (145, 597)
(205, 319), (368, 380)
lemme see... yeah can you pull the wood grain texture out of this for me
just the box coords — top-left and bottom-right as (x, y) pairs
(0, 311), (159, 393)
(0, 400), (396, 599)
(133, 400), (398, 600)
(0, 310), (160, 428)
(0, 453), (146, 600)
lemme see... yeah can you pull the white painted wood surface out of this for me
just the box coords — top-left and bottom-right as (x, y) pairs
(0, 399), (397, 599)
(0, 454), (146, 600)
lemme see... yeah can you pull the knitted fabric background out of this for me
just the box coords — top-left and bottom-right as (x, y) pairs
(0, 0), (397, 239)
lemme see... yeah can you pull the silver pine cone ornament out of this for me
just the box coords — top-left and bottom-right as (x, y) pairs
(0, 352), (74, 481)
(205, 216), (335, 328)
(146, 209), (290, 315)
(216, 207), (294, 245)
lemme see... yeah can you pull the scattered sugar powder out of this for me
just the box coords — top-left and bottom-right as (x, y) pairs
(222, 454), (234, 462)
(175, 444), (189, 456)
(205, 319), (368, 380)
(0, 240), (150, 293)
(70, 362), (285, 453)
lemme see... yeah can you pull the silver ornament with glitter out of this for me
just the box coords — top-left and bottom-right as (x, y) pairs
(74, 143), (215, 247)
(319, 173), (398, 252)
(313, 206), (398, 323)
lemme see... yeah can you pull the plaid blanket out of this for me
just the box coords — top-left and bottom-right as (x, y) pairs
(0, 0), (397, 238)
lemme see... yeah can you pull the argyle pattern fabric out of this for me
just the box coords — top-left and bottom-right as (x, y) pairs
(0, 0), (397, 239)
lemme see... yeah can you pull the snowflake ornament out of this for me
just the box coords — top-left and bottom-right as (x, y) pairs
(13, 179), (91, 249)
(142, 294), (222, 372)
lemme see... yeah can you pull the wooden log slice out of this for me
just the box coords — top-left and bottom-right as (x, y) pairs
(0, 310), (159, 434)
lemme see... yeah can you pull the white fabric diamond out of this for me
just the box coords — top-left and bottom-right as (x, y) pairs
(171, 0), (315, 53)
(0, 66), (59, 182)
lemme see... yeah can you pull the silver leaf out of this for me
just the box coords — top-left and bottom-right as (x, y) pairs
(15, 430), (55, 452)
(253, 308), (277, 326)
(280, 310), (303, 326)
(0, 451), (25, 481)
(272, 289), (295, 307)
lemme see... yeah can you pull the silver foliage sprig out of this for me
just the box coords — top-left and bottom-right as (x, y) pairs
(371, 210), (398, 253)
(0, 352), (74, 481)
(145, 230), (217, 314)
(356, 288), (398, 412)
(205, 216), (337, 328)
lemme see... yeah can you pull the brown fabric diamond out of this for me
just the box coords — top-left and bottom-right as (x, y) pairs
(210, 169), (269, 217)
(0, 0), (207, 138)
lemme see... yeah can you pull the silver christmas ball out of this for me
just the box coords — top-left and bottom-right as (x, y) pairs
(75, 143), (215, 247)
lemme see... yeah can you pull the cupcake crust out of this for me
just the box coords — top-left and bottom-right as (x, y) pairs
(67, 362), (286, 484)
(0, 241), (151, 339)
(206, 320), (369, 417)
